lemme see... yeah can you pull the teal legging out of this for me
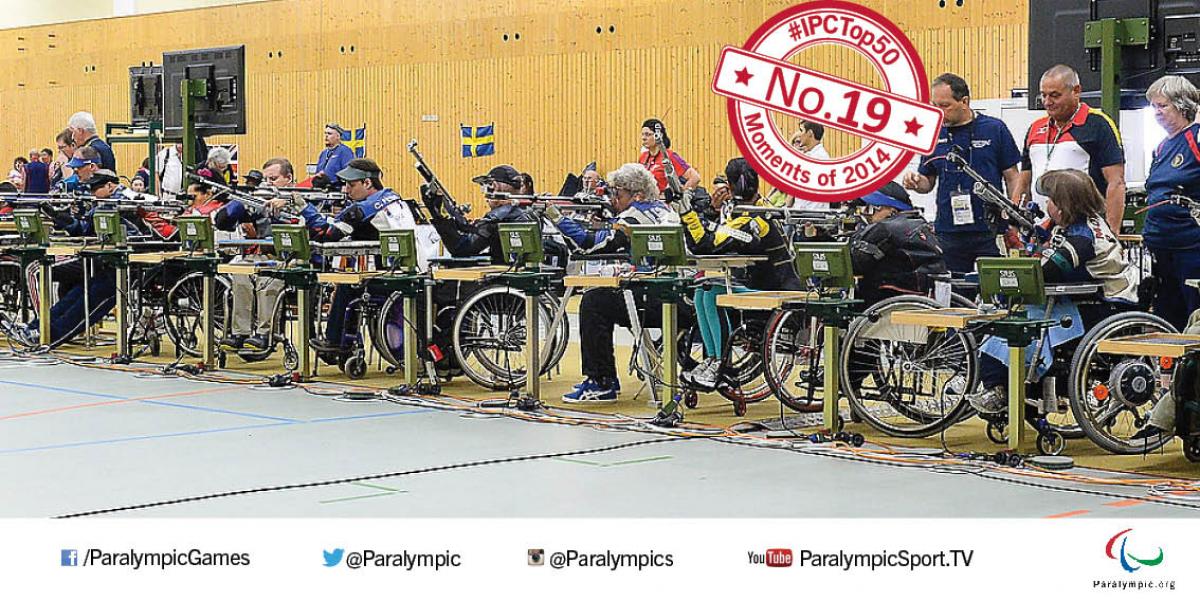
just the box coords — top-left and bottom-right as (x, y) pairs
(693, 284), (753, 358)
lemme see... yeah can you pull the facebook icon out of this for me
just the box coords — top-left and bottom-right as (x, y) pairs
(61, 549), (78, 566)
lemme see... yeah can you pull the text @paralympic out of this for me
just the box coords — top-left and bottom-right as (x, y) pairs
(341, 550), (462, 570)
(779, 549), (975, 571)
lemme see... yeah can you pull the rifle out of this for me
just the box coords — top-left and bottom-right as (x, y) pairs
(653, 123), (685, 203)
(944, 148), (1038, 234)
(408, 139), (471, 226)
(185, 169), (301, 222)
(484, 191), (612, 213)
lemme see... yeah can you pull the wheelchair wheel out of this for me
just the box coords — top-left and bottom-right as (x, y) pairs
(716, 320), (771, 405)
(762, 308), (825, 412)
(164, 273), (230, 358)
(451, 286), (568, 390)
(0, 260), (25, 315)
(373, 292), (411, 369)
(1068, 311), (1175, 454)
(840, 295), (977, 438)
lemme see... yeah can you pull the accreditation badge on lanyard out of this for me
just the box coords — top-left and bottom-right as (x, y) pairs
(951, 191), (974, 226)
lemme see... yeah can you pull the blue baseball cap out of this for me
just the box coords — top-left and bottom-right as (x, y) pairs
(66, 155), (101, 169)
(860, 182), (912, 211)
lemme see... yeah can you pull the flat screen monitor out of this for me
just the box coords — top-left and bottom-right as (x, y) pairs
(162, 45), (246, 136)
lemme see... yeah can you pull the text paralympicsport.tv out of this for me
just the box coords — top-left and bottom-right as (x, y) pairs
(795, 548), (975, 571)
(60, 548), (251, 570)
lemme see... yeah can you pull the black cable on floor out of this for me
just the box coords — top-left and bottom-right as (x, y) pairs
(54, 436), (687, 519)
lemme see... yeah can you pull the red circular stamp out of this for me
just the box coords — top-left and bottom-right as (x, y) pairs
(712, 0), (942, 203)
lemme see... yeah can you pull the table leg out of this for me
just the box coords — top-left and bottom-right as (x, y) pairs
(1008, 345), (1027, 451)
(525, 292), (540, 401)
(297, 286), (313, 379)
(115, 265), (129, 357)
(403, 295), (419, 386)
(38, 258), (51, 344)
(823, 324), (841, 432)
(201, 273), (215, 367)
(659, 301), (678, 414)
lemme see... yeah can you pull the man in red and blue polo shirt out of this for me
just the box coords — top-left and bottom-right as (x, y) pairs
(1013, 64), (1126, 233)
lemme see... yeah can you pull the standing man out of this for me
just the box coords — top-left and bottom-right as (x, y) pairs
(67, 111), (115, 171)
(1013, 64), (1126, 233)
(768, 121), (831, 209)
(902, 73), (1022, 274)
(313, 123), (355, 189)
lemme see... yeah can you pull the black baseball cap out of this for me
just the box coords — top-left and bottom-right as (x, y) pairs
(471, 165), (521, 187)
(86, 169), (120, 190)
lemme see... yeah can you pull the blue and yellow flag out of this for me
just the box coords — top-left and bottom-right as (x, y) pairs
(341, 124), (367, 158)
(461, 123), (495, 158)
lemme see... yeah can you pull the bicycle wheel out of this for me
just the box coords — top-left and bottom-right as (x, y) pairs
(762, 308), (825, 413)
(1068, 311), (1175, 454)
(840, 295), (977, 438)
(164, 273), (230, 357)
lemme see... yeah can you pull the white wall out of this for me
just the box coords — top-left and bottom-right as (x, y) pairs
(0, 0), (268, 30)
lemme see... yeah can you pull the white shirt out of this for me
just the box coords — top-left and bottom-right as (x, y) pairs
(156, 147), (184, 198)
(793, 143), (832, 211)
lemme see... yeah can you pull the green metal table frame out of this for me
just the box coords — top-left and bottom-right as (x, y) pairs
(8, 246), (53, 344)
(365, 273), (430, 386)
(260, 266), (320, 380)
(492, 271), (557, 406)
(79, 248), (133, 358)
(976, 315), (1058, 451)
(781, 297), (863, 433)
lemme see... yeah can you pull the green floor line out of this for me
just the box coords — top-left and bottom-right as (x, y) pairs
(319, 491), (398, 504)
(552, 455), (674, 468)
(352, 481), (404, 492)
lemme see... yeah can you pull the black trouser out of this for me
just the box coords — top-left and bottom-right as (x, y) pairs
(579, 287), (695, 383)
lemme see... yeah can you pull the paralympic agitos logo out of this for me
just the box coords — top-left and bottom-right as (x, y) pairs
(1105, 529), (1164, 573)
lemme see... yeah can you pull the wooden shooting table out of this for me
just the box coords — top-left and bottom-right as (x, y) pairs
(1097, 333), (1200, 358)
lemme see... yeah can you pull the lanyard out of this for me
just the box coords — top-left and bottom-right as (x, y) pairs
(1043, 120), (1071, 173)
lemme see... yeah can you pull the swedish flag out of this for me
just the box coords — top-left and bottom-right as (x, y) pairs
(341, 124), (367, 158)
(461, 123), (495, 158)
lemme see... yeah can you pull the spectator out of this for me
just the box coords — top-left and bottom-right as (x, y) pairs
(9, 157), (27, 189)
(22, 150), (51, 194)
(50, 129), (76, 187)
(68, 111), (116, 171)
(157, 143), (184, 198)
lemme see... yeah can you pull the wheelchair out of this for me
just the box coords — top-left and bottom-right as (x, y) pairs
(450, 276), (570, 390)
(840, 273), (1175, 455)
(678, 279), (772, 416)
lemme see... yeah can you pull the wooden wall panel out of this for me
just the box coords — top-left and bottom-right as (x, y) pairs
(1, 0), (1028, 213)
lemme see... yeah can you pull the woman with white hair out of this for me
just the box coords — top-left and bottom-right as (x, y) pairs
(558, 163), (680, 404)
(67, 110), (115, 171)
(198, 146), (238, 188)
(1142, 75), (1200, 331)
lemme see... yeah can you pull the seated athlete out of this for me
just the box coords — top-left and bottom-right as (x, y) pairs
(848, 182), (946, 306)
(553, 163), (680, 403)
(302, 159), (420, 360)
(677, 158), (802, 390)
(966, 169), (1137, 413)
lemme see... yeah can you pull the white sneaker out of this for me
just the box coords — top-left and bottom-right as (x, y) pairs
(966, 386), (1006, 414)
(689, 358), (722, 390)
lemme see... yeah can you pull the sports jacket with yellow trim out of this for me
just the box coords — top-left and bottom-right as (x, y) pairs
(678, 200), (802, 291)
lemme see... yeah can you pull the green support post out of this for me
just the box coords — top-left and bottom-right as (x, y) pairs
(37, 255), (51, 344)
(1083, 17), (1150, 124)
(823, 324), (841, 433)
(1007, 345), (1027, 451)
(181, 79), (208, 170)
(403, 296), (419, 386)
(659, 301), (678, 410)
(105, 121), (163, 196)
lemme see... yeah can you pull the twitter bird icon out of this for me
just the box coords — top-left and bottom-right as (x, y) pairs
(323, 548), (345, 567)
